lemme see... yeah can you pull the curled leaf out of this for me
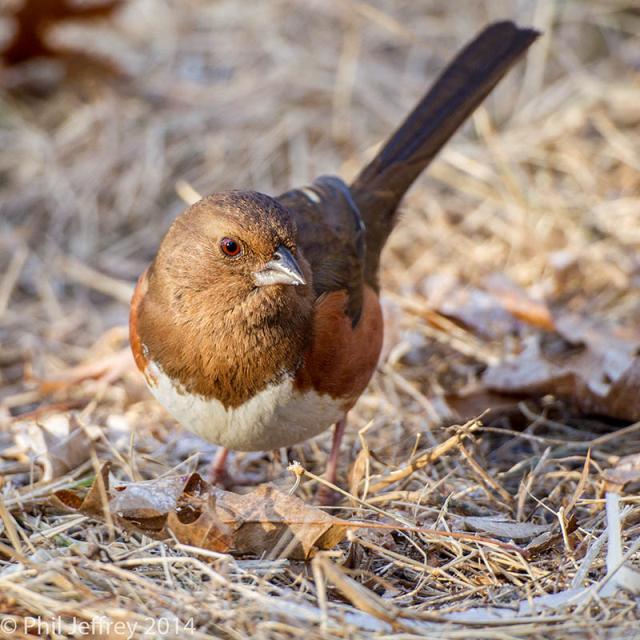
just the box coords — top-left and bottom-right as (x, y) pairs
(484, 315), (640, 421)
(603, 453), (640, 491)
(53, 471), (345, 559)
(54, 462), (111, 517)
(2, 0), (124, 67)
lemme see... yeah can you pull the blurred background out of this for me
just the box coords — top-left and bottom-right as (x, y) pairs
(0, 0), (638, 419)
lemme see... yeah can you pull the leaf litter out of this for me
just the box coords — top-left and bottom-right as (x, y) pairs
(424, 273), (640, 422)
(54, 465), (346, 560)
(1, 0), (640, 638)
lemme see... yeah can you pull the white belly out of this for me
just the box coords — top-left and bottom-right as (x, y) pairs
(145, 361), (344, 451)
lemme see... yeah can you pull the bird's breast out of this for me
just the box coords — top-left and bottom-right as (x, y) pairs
(144, 360), (345, 451)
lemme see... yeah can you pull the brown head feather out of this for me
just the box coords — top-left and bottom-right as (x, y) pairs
(135, 191), (315, 407)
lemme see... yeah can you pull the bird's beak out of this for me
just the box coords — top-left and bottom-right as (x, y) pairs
(254, 245), (306, 287)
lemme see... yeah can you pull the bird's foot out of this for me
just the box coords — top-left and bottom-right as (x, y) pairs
(208, 448), (268, 489)
(209, 466), (267, 490)
(316, 483), (343, 507)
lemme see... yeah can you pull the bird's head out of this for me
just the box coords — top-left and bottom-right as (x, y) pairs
(134, 190), (316, 403)
(150, 191), (313, 321)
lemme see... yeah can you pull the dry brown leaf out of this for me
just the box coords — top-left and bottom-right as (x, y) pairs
(525, 514), (578, 558)
(423, 274), (640, 423)
(589, 359), (640, 422)
(55, 462), (110, 517)
(110, 474), (188, 531)
(167, 500), (234, 553)
(484, 273), (555, 332)
(52, 466), (530, 571)
(13, 413), (96, 481)
(1, 0), (124, 67)
(53, 469), (346, 559)
(38, 415), (95, 480)
(483, 314), (640, 421)
(422, 273), (554, 339)
(603, 453), (640, 490)
(442, 387), (521, 422)
(214, 484), (345, 559)
(422, 274), (520, 339)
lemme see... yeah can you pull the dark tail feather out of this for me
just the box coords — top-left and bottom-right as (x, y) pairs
(352, 21), (539, 283)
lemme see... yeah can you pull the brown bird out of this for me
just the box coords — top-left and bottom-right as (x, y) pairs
(130, 22), (538, 499)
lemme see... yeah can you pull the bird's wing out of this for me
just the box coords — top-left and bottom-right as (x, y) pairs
(277, 175), (366, 326)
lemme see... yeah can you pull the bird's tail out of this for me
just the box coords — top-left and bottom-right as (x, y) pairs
(351, 21), (539, 284)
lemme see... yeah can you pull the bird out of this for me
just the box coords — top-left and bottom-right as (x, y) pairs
(130, 21), (538, 501)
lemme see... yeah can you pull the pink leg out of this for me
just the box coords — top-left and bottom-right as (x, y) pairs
(317, 417), (347, 506)
(209, 447), (230, 486)
(208, 447), (269, 489)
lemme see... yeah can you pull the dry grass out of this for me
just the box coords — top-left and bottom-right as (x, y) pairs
(1, 0), (640, 638)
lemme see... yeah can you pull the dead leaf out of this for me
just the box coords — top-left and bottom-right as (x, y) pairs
(483, 337), (569, 393)
(167, 488), (234, 554)
(422, 274), (520, 340)
(53, 470), (346, 559)
(483, 314), (640, 421)
(484, 273), (555, 332)
(215, 484), (346, 559)
(422, 273), (554, 339)
(460, 516), (552, 542)
(423, 274), (640, 423)
(1, 0), (124, 68)
(13, 413), (97, 481)
(603, 453), (640, 490)
(588, 358), (640, 423)
(442, 385), (521, 423)
(525, 513), (578, 558)
(555, 314), (639, 396)
(111, 474), (188, 531)
(55, 462), (111, 517)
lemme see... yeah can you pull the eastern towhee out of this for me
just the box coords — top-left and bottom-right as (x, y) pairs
(130, 22), (538, 500)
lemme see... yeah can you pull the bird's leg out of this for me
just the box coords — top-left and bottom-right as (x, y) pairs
(325, 417), (347, 486)
(317, 416), (347, 506)
(209, 447), (230, 486)
(208, 447), (269, 489)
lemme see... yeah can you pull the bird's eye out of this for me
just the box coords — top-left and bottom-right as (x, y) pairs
(220, 237), (242, 257)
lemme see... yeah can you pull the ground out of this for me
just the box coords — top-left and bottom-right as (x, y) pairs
(1, 1), (639, 638)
